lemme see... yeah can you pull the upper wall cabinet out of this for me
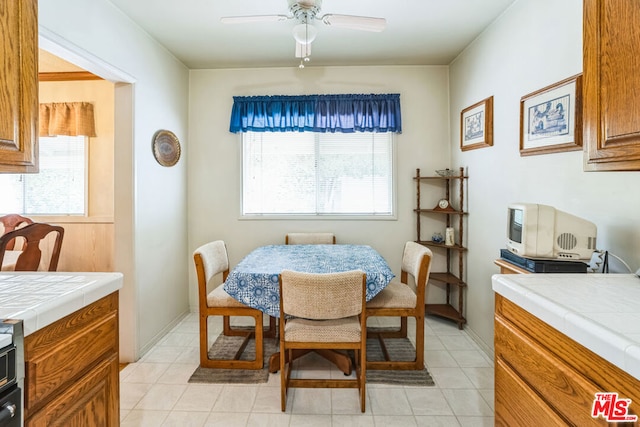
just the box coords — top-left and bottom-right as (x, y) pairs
(583, 0), (640, 171)
(0, 0), (39, 173)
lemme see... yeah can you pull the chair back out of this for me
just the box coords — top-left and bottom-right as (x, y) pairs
(0, 223), (64, 271)
(401, 242), (433, 301)
(280, 270), (366, 320)
(285, 233), (336, 245)
(0, 214), (33, 250)
(193, 240), (229, 300)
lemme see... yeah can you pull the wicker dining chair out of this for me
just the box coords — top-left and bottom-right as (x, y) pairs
(279, 269), (367, 412)
(285, 232), (336, 245)
(193, 240), (275, 369)
(365, 241), (432, 370)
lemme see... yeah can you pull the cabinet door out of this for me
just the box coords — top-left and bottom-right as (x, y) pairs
(0, 0), (39, 173)
(583, 0), (640, 170)
(495, 360), (568, 427)
(25, 355), (119, 427)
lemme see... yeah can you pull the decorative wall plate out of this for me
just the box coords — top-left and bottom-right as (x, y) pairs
(152, 130), (181, 167)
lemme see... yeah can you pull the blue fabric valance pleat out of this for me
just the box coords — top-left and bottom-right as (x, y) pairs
(229, 93), (401, 133)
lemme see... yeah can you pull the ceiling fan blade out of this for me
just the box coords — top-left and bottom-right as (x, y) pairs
(220, 15), (289, 24)
(295, 41), (312, 58)
(320, 14), (386, 32)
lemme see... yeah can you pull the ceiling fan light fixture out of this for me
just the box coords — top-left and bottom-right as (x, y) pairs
(321, 14), (386, 32)
(292, 23), (317, 45)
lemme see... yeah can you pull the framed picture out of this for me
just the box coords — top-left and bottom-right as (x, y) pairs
(520, 74), (582, 156)
(460, 96), (493, 151)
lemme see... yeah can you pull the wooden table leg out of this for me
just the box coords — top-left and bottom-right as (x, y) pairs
(269, 350), (311, 373)
(315, 350), (352, 375)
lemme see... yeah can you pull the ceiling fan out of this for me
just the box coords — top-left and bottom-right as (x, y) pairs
(220, 0), (386, 67)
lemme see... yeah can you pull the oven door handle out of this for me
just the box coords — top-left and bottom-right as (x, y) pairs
(0, 402), (16, 423)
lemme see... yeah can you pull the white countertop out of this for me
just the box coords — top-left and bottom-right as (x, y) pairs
(0, 272), (123, 336)
(492, 273), (640, 381)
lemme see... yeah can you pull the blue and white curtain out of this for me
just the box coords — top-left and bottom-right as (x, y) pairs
(229, 93), (401, 133)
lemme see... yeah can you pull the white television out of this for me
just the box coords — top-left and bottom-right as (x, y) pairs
(506, 203), (597, 260)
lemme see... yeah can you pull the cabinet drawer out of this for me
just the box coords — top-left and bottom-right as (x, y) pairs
(496, 316), (609, 426)
(495, 359), (567, 426)
(24, 293), (119, 412)
(495, 294), (640, 409)
(26, 354), (119, 427)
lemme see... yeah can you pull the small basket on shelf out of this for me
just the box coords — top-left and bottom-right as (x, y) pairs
(435, 168), (457, 177)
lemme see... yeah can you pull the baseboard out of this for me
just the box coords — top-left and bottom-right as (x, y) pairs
(136, 309), (191, 360)
(464, 326), (494, 363)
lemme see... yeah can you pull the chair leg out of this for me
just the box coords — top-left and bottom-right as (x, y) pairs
(360, 345), (366, 413)
(223, 315), (232, 335)
(265, 316), (277, 338)
(366, 314), (423, 370)
(199, 311), (264, 370)
(415, 314), (425, 369)
(399, 316), (408, 338)
(280, 346), (287, 411)
(199, 313), (210, 367)
(254, 312), (264, 369)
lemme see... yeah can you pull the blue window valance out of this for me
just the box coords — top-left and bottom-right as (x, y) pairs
(229, 93), (401, 133)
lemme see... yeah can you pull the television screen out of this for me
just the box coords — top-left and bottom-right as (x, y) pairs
(508, 208), (523, 243)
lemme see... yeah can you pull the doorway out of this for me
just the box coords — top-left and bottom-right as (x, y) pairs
(39, 31), (138, 362)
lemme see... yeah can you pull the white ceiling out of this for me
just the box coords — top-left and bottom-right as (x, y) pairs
(105, 0), (517, 69)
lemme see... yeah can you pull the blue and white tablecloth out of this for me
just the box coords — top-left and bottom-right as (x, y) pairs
(223, 244), (395, 318)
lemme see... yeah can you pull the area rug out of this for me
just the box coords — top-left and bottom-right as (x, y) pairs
(188, 331), (434, 386)
(188, 335), (276, 384)
(366, 336), (435, 386)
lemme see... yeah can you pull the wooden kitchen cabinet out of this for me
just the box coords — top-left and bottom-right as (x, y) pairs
(23, 292), (120, 426)
(583, 0), (640, 171)
(495, 293), (640, 426)
(0, 0), (39, 173)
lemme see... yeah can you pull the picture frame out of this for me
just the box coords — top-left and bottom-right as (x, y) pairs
(519, 74), (582, 156)
(460, 96), (493, 151)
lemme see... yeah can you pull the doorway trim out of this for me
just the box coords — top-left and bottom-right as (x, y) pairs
(39, 26), (139, 362)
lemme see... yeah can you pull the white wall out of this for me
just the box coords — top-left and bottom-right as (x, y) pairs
(187, 66), (452, 310)
(39, 0), (190, 361)
(449, 0), (640, 356)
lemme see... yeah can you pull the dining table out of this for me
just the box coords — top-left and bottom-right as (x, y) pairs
(223, 243), (395, 373)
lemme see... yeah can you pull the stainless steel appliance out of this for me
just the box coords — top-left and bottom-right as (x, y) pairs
(0, 320), (23, 427)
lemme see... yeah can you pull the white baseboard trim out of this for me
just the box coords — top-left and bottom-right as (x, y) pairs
(136, 310), (191, 360)
(465, 326), (495, 363)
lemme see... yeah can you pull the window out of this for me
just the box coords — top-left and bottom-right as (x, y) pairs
(242, 131), (394, 217)
(0, 135), (86, 215)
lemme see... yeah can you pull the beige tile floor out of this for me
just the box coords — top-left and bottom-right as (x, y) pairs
(120, 313), (494, 426)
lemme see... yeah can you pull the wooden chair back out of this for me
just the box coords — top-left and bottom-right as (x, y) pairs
(285, 232), (336, 245)
(194, 240), (230, 303)
(280, 269), (365, 319)
(278, 269), (367, 412)
(400, 241), (433, 307)
(0, 214), (34, 250)
(0, 223), (65, 271)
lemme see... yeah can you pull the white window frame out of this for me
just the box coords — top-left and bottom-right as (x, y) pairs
(239, 132), (397, 220)
(0, 135), (88, 216)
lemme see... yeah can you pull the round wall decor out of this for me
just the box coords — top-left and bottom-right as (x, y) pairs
(152, 129), (181, 167)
